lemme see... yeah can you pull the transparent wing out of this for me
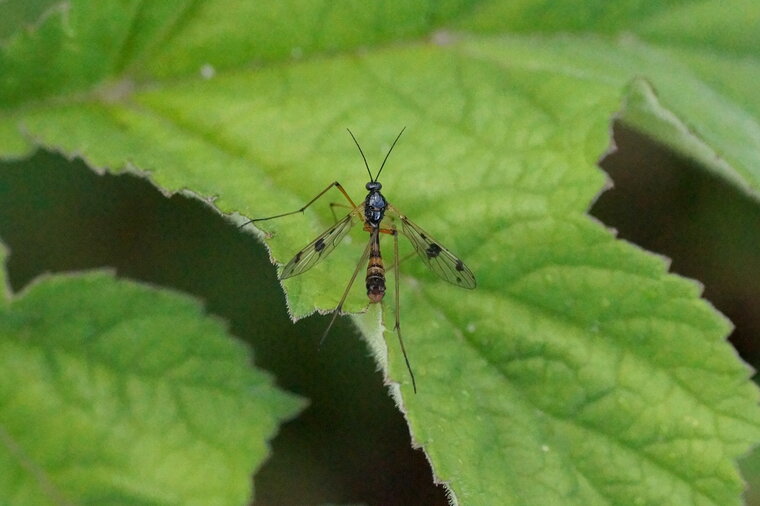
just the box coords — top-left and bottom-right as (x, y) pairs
(280, 209), (358, 279)
(388, 206), (476, 289)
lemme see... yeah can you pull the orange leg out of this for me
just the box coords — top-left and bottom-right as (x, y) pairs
(363, 224), (397, 235)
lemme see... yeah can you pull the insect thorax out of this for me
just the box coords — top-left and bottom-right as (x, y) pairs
(364, 190), (387, 227)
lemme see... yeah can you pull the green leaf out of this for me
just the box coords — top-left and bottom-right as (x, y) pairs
(456, 0), (760, 199)
(1, 1), (759, 504)
(740, 448), (760, 506)
(0, 247), (303, 505)
(389, 217), (758, 504)
(0, 0), (63, 40)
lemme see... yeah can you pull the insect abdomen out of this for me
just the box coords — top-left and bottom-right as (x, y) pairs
(366, 237), (385, 303)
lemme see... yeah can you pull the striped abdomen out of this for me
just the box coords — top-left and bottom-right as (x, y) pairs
(366, 232), (385, 303)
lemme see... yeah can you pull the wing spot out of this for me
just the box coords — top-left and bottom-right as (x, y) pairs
(314, 238), (326, 252)
(426, 243), (442, 258)
(455, 259), (465, 271)
(294, 251), (302, 263)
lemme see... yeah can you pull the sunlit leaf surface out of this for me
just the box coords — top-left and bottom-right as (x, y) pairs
(1, 1), (758, 504)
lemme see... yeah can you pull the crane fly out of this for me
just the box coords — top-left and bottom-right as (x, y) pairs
(240, 128), (476, 392)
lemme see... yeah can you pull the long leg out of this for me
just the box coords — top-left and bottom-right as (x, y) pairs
(319, 230), (375, 347)
(329, 202), (353, 223)
(392, 225), (417, 393)
(239, 181), (357, 227)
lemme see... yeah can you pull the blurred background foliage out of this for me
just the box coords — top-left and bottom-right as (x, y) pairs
(0, 122), (757, 505)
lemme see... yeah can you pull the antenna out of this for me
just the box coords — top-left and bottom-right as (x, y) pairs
(347, 129), (373, 182)
(374, 127), (406, 182)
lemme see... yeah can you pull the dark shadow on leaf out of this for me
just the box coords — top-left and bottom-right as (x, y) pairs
(0, 150), (448, 506)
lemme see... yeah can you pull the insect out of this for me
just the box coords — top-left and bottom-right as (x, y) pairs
(240, 128), (476, 392)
